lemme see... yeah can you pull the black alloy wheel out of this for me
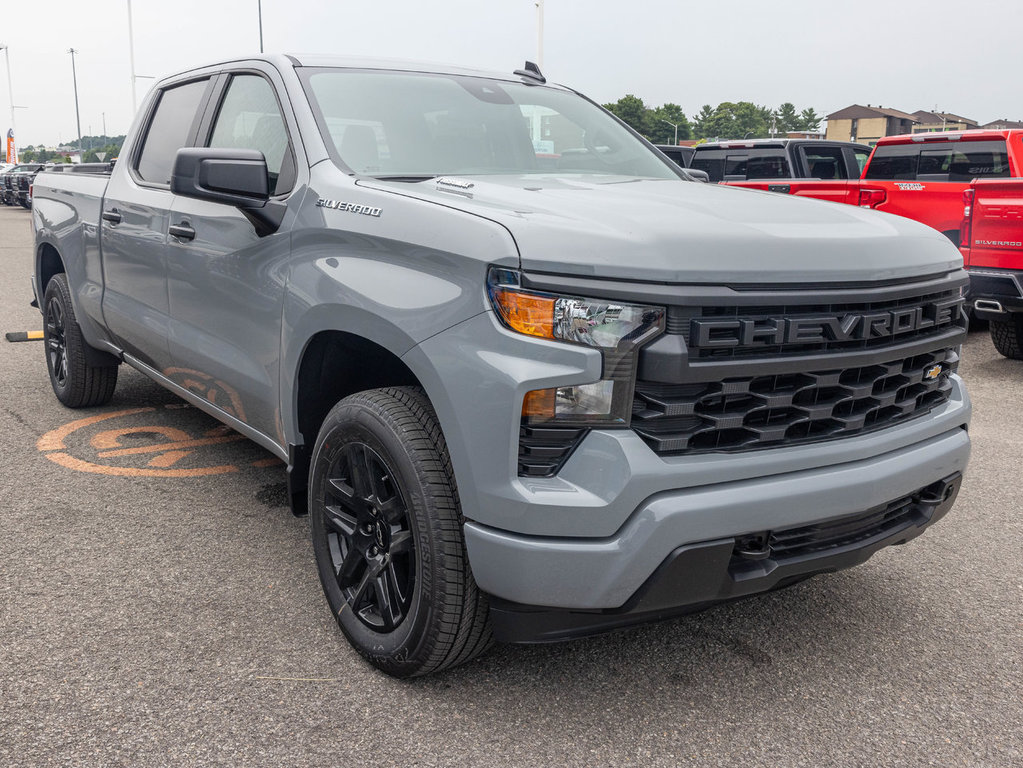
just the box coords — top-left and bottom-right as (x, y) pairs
(41, 273), (118, 408)
(309, 387), (492, 677)
(45, 294), (69, 389)
(323, 442), (415, 632)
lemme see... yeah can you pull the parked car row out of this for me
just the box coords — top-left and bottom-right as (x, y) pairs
(1, 161), (118, 209)
(1, 163), (45, 208)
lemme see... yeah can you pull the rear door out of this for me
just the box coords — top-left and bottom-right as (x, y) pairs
(101, 77), (214, 370)
(165, 66), (301, 443)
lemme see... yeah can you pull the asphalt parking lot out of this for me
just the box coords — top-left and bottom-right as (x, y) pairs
(1, 202), (1021, 767)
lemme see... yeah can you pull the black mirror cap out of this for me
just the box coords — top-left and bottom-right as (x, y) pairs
(170, 147), (286, 237)
(171, 147), (270, 205)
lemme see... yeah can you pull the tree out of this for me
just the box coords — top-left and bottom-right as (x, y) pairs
(604, 94), (649, 135)
(798, 108), (822, 132)
(693, 104), (715, 138)
(647, 103), (691, 144)
(776, 103), (800, 133)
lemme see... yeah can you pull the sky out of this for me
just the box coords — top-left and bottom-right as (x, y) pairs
(1, 0), (1019, 148)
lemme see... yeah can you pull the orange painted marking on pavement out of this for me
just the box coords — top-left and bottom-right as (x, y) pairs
(43, 452), (238, 477)
(36, 408), (155, 452)
(96, 433), (246, 459)
(147, 450), (194, 468)
(90, 425), (193, 451)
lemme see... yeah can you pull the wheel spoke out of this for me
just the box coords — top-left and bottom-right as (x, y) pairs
(345, 443), (374, 499)
(323, 504), (358, 537)
(350, 558), (383, 607)
(389, 530), (412, 555)
(336, 544), (364, 588)
(386, 560), (409, 605)
(378, 497), (404, 525)
(374, 568), (403, 630)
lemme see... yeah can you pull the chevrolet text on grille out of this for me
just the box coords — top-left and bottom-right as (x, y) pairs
(690, 298), (963, 348)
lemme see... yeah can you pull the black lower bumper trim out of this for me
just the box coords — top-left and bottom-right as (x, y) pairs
(489, 473), (962, 644)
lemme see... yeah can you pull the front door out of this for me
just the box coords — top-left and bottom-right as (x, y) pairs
(165, 70), (299, 444)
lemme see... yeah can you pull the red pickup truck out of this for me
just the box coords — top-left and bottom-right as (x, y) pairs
(960, 178), (1023, 358)
(726, 130), (1023, 247)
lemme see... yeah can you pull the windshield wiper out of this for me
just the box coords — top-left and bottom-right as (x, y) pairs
(370, 175), (437, 182)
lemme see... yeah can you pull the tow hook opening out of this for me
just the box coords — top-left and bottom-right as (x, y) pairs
(734, 532), (772, 560)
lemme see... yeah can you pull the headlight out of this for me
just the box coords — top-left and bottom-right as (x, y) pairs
(487, 267), (665, 425)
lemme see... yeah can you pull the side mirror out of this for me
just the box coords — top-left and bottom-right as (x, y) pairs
(171, 147), (286, 237)
(684, 168), (710, 183)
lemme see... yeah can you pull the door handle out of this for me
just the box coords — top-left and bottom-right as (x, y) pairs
(169, 222), (196, 241)
(101, 209), (122, 224)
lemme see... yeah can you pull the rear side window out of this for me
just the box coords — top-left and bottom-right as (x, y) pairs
(692, 148), (789, 181)
(136, 79), (209, 185)
(864, 144), (917, 179)
(690, 151), (724, 181)
(853, 147), (870, 175)
(802, 146), (848, 179)
(866, 139), (1010, 181)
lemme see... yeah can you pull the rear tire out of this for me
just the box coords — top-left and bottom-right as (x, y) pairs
(990, 316), (1023, 360)
(309, 386), (492, 677)
(43, 273), (118, 407)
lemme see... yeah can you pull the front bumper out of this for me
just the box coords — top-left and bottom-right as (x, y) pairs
(465, 421), (970, 615)
(487, 471), (961, 643)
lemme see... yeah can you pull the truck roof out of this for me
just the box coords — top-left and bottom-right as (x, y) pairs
(695, 138), (869, 151)
(165, 53), (551, 87)
(878, 129), (1023, 146)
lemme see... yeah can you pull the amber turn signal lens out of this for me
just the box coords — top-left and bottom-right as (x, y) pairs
(493, 289), (555, 339)
(522, 388), (556, 419)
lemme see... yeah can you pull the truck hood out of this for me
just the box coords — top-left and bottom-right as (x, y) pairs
(360, 175), (963, 284)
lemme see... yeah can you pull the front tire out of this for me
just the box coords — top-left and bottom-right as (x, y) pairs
(43, 273), (118, 407)
(990, 316), (1023, 360)
(309, 387), (492, 677)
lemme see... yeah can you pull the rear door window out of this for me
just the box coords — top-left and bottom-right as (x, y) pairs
(136, 79), (210, 185)
(801, 146), (848, 179)
(864, 144), (918, 179)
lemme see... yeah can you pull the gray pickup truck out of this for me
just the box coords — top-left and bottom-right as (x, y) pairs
(32, 54), (971, 678)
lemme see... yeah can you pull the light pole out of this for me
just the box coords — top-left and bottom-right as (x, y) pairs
(535, 0), (544, 69)
(661, 119), (679, 145)
(127, 1), (137, 110)
(68, 48), (82, 157)
(0, 43), (20, 163)
(258, 0), (264, 53)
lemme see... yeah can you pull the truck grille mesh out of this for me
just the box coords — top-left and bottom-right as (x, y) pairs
(632, 348), (957, 455)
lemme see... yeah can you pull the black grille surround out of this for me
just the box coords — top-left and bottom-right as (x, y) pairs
(633, 347), (958, 455)
(515, 271), (968, 475)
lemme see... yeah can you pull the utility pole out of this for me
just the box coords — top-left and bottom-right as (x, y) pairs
(102, 112), (106, 137)
(535, 0), (544, 69)
(258, 0), (264, 53)
(68, 48), (82, 157)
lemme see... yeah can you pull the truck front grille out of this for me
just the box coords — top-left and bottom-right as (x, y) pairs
(632, 348), (957, 455)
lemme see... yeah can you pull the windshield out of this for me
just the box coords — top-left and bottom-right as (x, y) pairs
(300, 68), (676, 180)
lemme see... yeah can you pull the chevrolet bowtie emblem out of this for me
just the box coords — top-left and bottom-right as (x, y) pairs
(924, 364), (943, 380)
